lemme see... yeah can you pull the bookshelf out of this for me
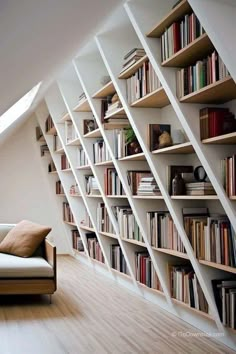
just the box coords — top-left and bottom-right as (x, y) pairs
(34, 0), (236, 350)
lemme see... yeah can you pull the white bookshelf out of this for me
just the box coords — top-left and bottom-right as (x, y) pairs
(34, 1), (236, 350)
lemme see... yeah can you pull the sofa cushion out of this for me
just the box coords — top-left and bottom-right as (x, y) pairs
(0, 220), (51, 258)
(0, 253), (54, 278)
(0, 224), (15, 243)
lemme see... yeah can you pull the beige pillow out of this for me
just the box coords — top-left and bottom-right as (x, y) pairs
(0, 220), (51, 258)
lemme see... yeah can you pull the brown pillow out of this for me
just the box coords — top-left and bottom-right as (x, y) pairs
(0, 220), (51, 258)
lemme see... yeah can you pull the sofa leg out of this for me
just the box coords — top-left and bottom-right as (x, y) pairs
(49, 294), (52, 304)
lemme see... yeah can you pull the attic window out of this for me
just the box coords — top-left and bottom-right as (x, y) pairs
(0, 82), (41, 134)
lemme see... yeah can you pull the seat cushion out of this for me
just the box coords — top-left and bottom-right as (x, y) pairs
(0, 220), (51, 258)
(0, 253), (54, 278)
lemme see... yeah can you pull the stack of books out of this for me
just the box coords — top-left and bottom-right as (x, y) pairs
(127, 171), (160, 195)
(120, 48), (146, 73)
(63, 202), (75, 223)
(104, 100), (124, 118)
(85, 175), (100, 195)
(169, 264), (209, 313)
(97, 203), (115, 234)
(176, 51), (230, 98)
(147, 211), (185, 252)
(116, 206), (143, 242)
(56, 180), (64, 195)
(161, 12), (205, 62)
(72, 230), (84, 251)
(61, 154), (71, 170)
(212, 279), (236, 329)
(126, 60), (161, 104)
(222, 154), (236, 197)
(111, 245), (127, 274)
(185, 181), (216, 196)
(135, 252), (162, 290)
(93, 139), (111, 163)
(200, 107), (236, 140)
(104, 168), (125, 195)
(86, 233), (105, 263)
(77, 146), (89, 167)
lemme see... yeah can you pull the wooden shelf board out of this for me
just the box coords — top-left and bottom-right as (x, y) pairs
(70, 194), (81, 197)
(153, 247), (189, 259)
(199, 260), (236, 274)
(230, 196), (236, 200)
(66, 138), (81, 146)
(45, 126), (56, 135)
(99, 231), (117, 239)
(95, 160), (113, 166)
(61, 168), (72, 172)
(83, 128), (102, 138)
(49, 171), (58, 174)
(162, 34), (214, 67)
(76, 165), (91, 170)
(54, 148), (64, 154)
(137, 282), (165, 297)
(131, 87), (169, 108)
(73, 99), (91, 112)
(92, 81), (116, 99)
(152, 142), (193, 154)
(37, 135), (45, 142)
(104, 107), (126, 119)
(118, 55), (148, 79)
(56, 193), (66, 197)
(80, 225), (95, 232)
(86, 194), (102, 198)
(132, 195), (164, 199)
(118, 152), (145, 161)
(171, 195), (218, 200)
(202, 132), (236, 145)
(103, 121), (130, 130)
(112, 268), (132, 280)
(172, 298), (212, 320)
(64, 221), (77, 226)
(59, 112), (71, 122)
(121, 238), (146, 247)
(147, 0), (191, 38)
(106, 195), (127, 199)
(180, 76), (236, 104)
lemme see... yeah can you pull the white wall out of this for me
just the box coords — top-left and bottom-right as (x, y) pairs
(0, 116), (70, 254)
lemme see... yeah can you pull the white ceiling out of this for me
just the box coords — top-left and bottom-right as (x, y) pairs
(0, 0), (123, 116)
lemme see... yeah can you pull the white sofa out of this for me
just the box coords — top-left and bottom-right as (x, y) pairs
(0, 224), (56, 296)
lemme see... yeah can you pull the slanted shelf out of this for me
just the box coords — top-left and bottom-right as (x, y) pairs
(92, 81), (116, 99)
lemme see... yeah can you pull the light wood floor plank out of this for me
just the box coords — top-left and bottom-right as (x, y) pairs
(0, 256), (234, 354)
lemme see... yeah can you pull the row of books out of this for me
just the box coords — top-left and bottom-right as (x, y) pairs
(72, 229), (84, 251)
(200, 107), (236, 140)
(127, 171), (160, 196)
(212, 278), (236, 329)
(48, 161), (56, 173)
(86, 233), (105, 263)
(135, 252), (162, 291)
(126, 60), (161, 104)
(184, 211), (236, 267)
(53, 134), (63, 152)
(111, 245), (127, 274)
(147, 211), (185, 252)
(56, 180), (64, 195)
(63, 202), (75, 223)
(61, 154), (71, 170)
(45, 115), (54, 133)
(161, 12), (204, 62)
(40, 144), (49, 157)
(116, 206), (144, 242)
(85, 175), (100, 195)
(120, 48), (145, 73)
(97, 203), (115, 234)
(176, 51), (230, 98)
(104, 168), (125, 195)
(65, 121), (79, 144)
(222, 154), (236, 197)
(93, 139), (111, 164)
(170, 265), (208, 313)
(77, 147), (89, 167)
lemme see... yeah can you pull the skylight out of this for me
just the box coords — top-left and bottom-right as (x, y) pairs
(0, 82), (41, 134)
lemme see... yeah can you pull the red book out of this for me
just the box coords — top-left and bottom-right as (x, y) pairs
(173, 22), (181, 53)
(209, 111), (225, 137)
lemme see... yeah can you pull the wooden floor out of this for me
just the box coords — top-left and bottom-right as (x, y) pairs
(0, 256), (235, 354)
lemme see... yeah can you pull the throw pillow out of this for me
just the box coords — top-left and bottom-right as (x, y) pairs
(0, 220), (51, 257)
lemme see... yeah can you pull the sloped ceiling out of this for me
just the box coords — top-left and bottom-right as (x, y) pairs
(0, 0), (122, 117)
